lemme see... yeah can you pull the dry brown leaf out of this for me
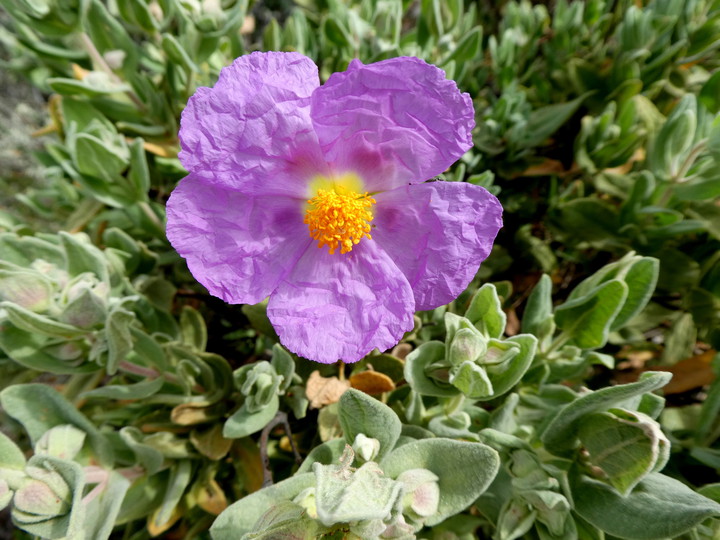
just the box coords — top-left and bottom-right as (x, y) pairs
(505, 308), (520, 336)
(306, 370), (350, 409)
(656, 349), (716, 395)
(391, 343), (412, 360)
(349, 370), (395, 394)
(190, 424), (232, 460)
(517, 158), (567, 177)
(604, 147), (646, 175)
(171, 402), (220, 425)
(143, 141), (178, 158)
(240, 15), (256, 34)
(233, 437), (264, 493)
(195, 477), (228, 516)
(616, 349), (657, 370)
(147, 504), (183, 537)
(71, 63), (90, 80)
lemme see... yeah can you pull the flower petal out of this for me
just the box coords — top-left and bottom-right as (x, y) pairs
(267, 242), (415, 363)
(310, 57), (474, 191)
(372, 181), (503, 311)
(179, 51), (326, 197)
(166, 174), (311, 304)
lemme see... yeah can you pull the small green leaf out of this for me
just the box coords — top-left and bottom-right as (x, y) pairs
(161, 34), (199, 73)
(0, 431), (26, 470)
(338, 388), (401, 460)
(521, 274), (555, 345)
(153, 460), (193, 530)
(105, 307), (135, 375)
(382, 439), (500, 526)
(521, 92), (591, 148)
(81, 377), (164, 400)
(555, 280), (628, 349)
(465, 283), (506, 339)
(270, 344), (295, 393)
(223, 395), (279, 439)
(2, 302), (86, 339)
(180, 305), (207, 352)
(404, 341), (459, 397)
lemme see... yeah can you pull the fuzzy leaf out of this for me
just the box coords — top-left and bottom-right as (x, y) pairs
(338, 388), (401, 460)
(381, 439), (500, 526)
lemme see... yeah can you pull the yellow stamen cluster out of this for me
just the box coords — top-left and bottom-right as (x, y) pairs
(304, 187), (376, 254)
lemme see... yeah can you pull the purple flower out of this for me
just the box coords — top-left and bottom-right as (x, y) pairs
(166, 52), (502, 363)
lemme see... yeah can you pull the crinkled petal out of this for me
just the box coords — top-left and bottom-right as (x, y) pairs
(166, 174), (311, 304)
(310, 57), (474, 192)
(179, 51), (327, 197)
(372, 181), (503, 311)
(267, 242), (415, 363)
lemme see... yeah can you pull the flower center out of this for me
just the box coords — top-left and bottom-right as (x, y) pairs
(304, 186), (376, 255)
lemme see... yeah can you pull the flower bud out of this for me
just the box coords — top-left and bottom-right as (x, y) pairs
(448, 327), (486, 365)
(396, 468), (440, 520)
(12, 467), (71, 519)
(352, 434), (380, 463)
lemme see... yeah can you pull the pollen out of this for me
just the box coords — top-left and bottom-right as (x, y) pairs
(304, 187), (376, 254)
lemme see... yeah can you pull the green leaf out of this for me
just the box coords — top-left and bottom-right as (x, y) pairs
(323, 17), (352, 48)
(443, 26), (482, 64)
(127, 137), (150, 201)
(483, 334), (537, 399)
(180, 305), (207, 352)
(521, 93), (590, 148)
(118, 427), (164, 476)
(0, 431), (26, 470)
(338, 388), (401, 460)
(77, 470), (130, 540)
(0, 384), (113, 466)
(314, 458), (401, 526)
(161, 34), (199, 73)
(404, 341), (459, 397)
(223, 395), (279, 439)
(382, 438), (500, 526)
(578, 409), (670, 495)
(554, 280), (628, 349)
(152, 460), (193, 530)
(521, 274), (555, 345)
(572, 472), (720, 539)
(12, 455), (85, 539)
(465, 283), (506, 339)
(210, 473), (315, 539)
(80, 377), (164, 400)
(59, 232), (109, 283)
(449, 361), (493, 398)
(297, 439), (347, 474)
(1, 302), (87, 339)
(105, 307), (135, 375)
(0, 269), (54, 311)
(0, 326), (97, 374)
(610, 257), (659, 330)
(541, 372), (672, 454)
(238, 500), (323, 539)
(270, 344), (295, 393)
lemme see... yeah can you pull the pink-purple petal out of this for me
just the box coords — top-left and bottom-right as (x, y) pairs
(267, 242), (415, 363)
(371, 181), (503, 311)
(310, 57), (475, 192)
(166, 175), (311, 305)
(178, 51), (326, 196)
